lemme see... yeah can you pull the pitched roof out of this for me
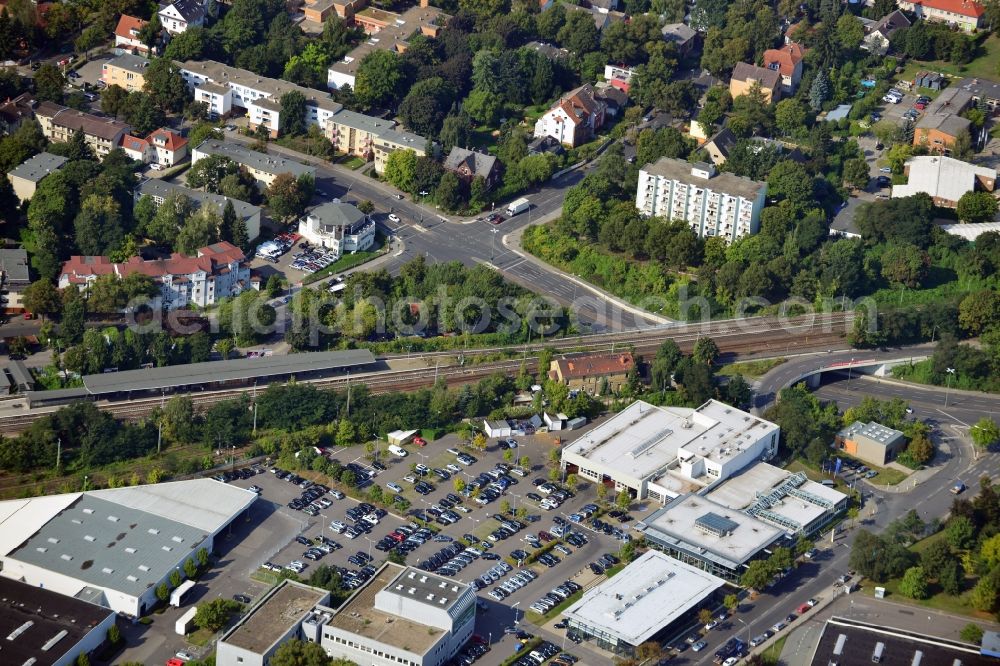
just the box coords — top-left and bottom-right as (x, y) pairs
(0, 92), (37, 127)
(552, 84), (607, 124)
(147, 127), (187, 152)
(115, 14), (147, 40)
(60, 242), (246, 284)
(552, 352), (634, 380)
(763, 43), (804, 77)
(730, 62), (781, 91)
(705, 128), (737, 161)
(34, 102), (131, 141)
(661, 22), (696, 44)
(911, 0), (984, 17)
(120, 134), (150, 153)
(874, 9), (910, 34)
(915, 111), (971, 137)
(442, 147), (499, 179)
(160, 0), (206, 22)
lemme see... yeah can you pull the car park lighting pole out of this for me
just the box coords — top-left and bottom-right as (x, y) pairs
(736, 617), (750, 647)
(364, 535), (374, 560)
(512, 602), (521, 627)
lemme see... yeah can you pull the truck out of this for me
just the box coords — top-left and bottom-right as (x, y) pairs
(506, 198), (530, 217)
(175, 606), (198, 635)
(387, 444), (408, 457)
(169, 579), (196, 607)
(951, 482), (966, 494)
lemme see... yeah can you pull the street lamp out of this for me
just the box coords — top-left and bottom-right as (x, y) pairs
(489, 227), (499, 264)
(945, 367), (956, 407)
(512, 601), (521, 627)
(736, 617), (750, 647)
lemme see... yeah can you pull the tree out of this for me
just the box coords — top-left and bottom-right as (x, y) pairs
(959, 290), (1000, 335)
(439, 113), (473, 155)
(267, 172), (312, 220)
(176, 208), (221, 256)
(399, 77), (453, 138)
(183, 558), (198, 579)
(279, 90), (307, 136)
(971, 568), (1000, 613)
(123, 91), (166, 136)
(957, 190), (999, 223)
(35, 64), (65, 103)
(843, 158), (871, 190)
(809, 70), (830, 111)
(849, 529), (914, 582)
(169, 570), (182, 588)
(384, 149), (418, 193)
(355, 50), (404, 110)
(22, 280), (62, 320)
(101, 85), (130, 118)
(435, 172), (464, 211)
(741, 560), (772, 590)
(724, 593), (739, 612)
(462, 88), (501, 126)
(961, 623), (985, 645)
(972, 417), (1000, 450)
(193, 598), (240, 632)
(75, 195), (125, 256)
(615, 489), (630, 511)
(76, 653), (90, 666)
(899, 566), (929, 599)
(775, 98), (809, 137)
(880, 243), (929, 288)
(270, 639), (333, 666)
(143, 58), (190, 113)
(155, 583), (170, 603)
(693, 337), (720, 366)
(946, 515), (976, 550)
(698, 608), (714, 626)
(107, 623), (121, 645)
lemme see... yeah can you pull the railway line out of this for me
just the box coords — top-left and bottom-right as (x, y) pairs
(0, 312), (852, 433)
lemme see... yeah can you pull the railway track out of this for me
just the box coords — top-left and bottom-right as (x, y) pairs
(0, 313), (851, 433)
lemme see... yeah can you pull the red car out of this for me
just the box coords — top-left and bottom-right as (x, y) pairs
(914, 101), (926, 110)
(389, 531), (405, 542)
(413, 436), (427, 447)
(538, 531), (553, 542)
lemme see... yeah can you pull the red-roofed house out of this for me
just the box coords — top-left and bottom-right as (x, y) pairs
(763, 43), (805, 94)
(120, 134), (153, 163)
(548, 352), (634, 394)
(533, 84), (607, 147)
(58, 242), (251, 309)
(115, 15), (149, 54)
(898, 0), (985, 32)
(147, 128), (189, 166)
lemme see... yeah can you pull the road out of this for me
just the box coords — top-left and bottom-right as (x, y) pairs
(225, 133), (661, 331)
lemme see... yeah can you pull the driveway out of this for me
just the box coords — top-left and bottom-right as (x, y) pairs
(72, 52), (113, 89)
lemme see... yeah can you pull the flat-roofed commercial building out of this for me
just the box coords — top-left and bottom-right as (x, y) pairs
(298, 201), (375, 258)
(706, 463), (849, 535)
(217, 564), (475, 666)
(835, 421), (907, 467)
(636, 494), (785, 581)
(810, 616), (994, 666)
(0, 480), (257, 617)
(561, 400), (779, 501)
(561, 550), (726, 656)
(0, 577), (116, 666)
(217, 580), (332, 666)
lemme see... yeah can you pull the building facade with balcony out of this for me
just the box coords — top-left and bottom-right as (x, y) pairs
(34, 102), (131, 159)
(635, 158), (767, 242)
(298, 202), (375, 258)
(101, 53), (150, 92)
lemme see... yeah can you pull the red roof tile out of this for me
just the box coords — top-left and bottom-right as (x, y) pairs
(912, 0), (984, 18)
(115, 15), (148, 41)
(147, 127), (188, 152)
(763, 43), (804, 78)
(552, 352), (634, 380)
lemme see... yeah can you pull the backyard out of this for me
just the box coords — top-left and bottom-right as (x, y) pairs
(897, 34), (1000, 82)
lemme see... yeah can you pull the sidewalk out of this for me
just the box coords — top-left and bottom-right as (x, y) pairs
(502, 219), (675, 327)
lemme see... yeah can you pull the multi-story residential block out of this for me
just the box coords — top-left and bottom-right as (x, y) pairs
(101, 53), (150, 92)
(897, 0), (985, 32)
(137, 178), (262, 241)
(326, 3), (449, 90)
(7, 151), (68, 203)
(534, 84), (607, 148)
(191, 140), (314, 188)
(297, 202), (374, 258)
(114, 14), (149, 54)
(59, 241), (252, 309)
(729, 62), (781, 103)
(34, 102), (131, 159)
(0, 249), (31, 313)
(158, 0), (205, 34)
(636, 158), (767, 242)
(178, 60), (428, 172)
(763, 42), (804, 94)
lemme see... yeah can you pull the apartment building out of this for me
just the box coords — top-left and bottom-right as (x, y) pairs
(178, 60), (428, 172)
(101, 53), (150, 92)
(897, 0), (985, 32)
(137, 178), (262, 241)
(34, 102), (131, 158)
(59, 242), (252, 309)
(763, 42), (804, 94)
(297, 201), (375, 258)
(326, 3), (449, 90)
(534, 84), (607, 148)
(158, 0), (206, 34)
(191, 139), (315, 188)
(635, 158), (767, 242)
(729, 62), (781, 103)
(7, 151), (68, 203)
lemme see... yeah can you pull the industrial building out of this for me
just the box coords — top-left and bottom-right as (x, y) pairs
(810, 616), (994, 666)
(705, 463), (850, 535)
(0, 480), (257, 617)
(561, 400), (779, 501)
(0, 576), (116, 666)
(561, 550), (726, 656)
(835, 421), (907, 467)
(217, 564), (475, 666)
(636, 494), (785, 581)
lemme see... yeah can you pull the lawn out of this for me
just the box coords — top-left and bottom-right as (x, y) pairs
(871, 467), (909, 486)
(858, 578), (982, 617)
(470, 125), (500, 155)
(717, 358), (787, 379)
(760, 635), (787, 666)
(301, 232), (386, 285)
(341, 156), (367, 170)
(897, 33), (1000, 83)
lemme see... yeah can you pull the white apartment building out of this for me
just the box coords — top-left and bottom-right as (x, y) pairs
(190, 139), (315, 188)
(158, 0), (206, 35)
(636, 158), (767, 242)
(298, 202), (375, 258)
(59, 242), (251, 310)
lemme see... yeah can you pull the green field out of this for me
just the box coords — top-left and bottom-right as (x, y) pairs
(717, 358), (787, 379)
(897, 34), (1000, 83)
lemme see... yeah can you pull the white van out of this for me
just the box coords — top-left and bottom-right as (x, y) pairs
(388, 444), (408, 457)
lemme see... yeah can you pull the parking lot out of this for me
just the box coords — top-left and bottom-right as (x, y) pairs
(209, 425), (664, 665)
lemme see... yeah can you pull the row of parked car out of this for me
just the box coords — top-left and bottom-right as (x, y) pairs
(528, 580), (582, 614)
(484, 566), (537, 600)
(587, 551), (620, 576)
(510, 641), (570, 666)
(291, 244), (339, 273)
